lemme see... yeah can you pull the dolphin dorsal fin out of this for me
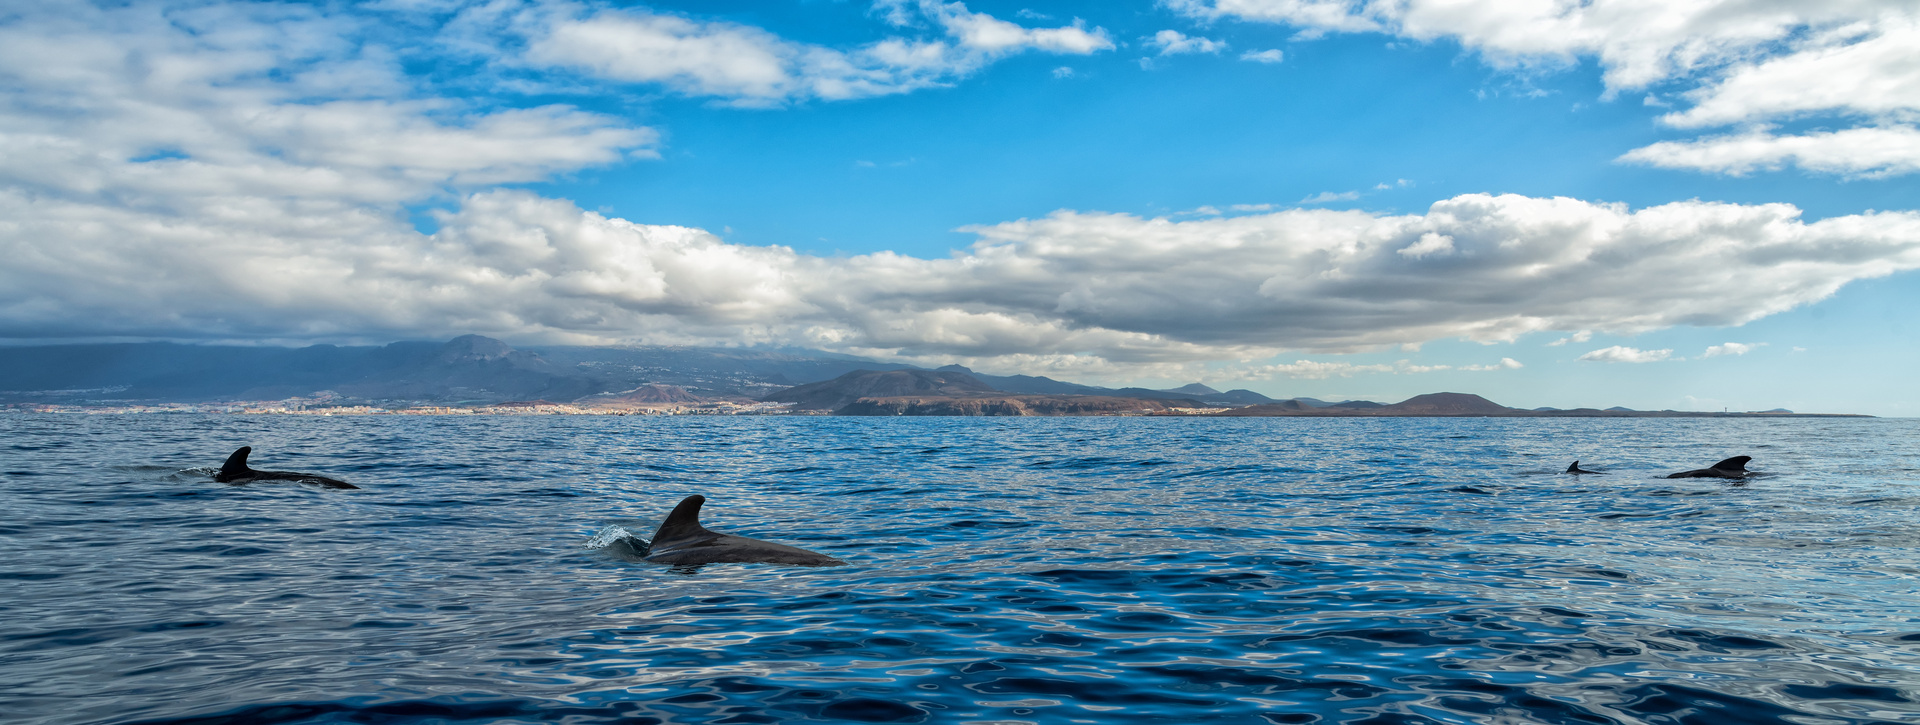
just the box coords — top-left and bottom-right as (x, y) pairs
(1566, 461), (1580, 473)
(220, 447), (254, 480)
(1711, 456), (1751, 472)
(651, 495), (716, 547)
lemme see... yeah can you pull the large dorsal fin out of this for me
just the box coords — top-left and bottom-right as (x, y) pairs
(1566, 461), (1581, 473)
(651, 495), (717, 547)
(1710, 456), (1751, 472)
(219, 447), (254, 480)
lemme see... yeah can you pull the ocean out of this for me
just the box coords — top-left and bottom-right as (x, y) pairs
(2, 414), (1917, 724)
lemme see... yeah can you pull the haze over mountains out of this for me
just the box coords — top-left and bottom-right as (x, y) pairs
(0, 335), (1828, 416)
(0, 335), (1291, 406)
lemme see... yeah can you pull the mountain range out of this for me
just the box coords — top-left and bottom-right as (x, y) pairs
(0, 334), (1299, 407)
(0, 334), (1842, 416)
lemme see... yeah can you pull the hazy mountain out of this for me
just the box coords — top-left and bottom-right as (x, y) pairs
(1210, 390), (1279, 404)
(333, 335), (599, 403)
(0, 336), (925, 404)
(934, 365), (1109, 395)
(762, 369), (999, 411)
(576, 384), (706, 406)
(1163, 383), (1221, 396)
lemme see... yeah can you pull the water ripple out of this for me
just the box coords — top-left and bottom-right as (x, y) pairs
(1, 415), (1917, 724)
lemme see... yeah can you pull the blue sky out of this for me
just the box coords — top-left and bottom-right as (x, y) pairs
(3, 0), (1919, 413)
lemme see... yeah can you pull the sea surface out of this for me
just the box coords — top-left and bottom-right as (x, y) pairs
(3, 414), (1918, 725)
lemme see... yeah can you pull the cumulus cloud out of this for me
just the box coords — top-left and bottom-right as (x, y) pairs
(1579, 346), (1673, 363)
(1703, 342), (1763, 357)
(12, 184), (1920, 372)
(0, 2), (651, 203)
(1171, 0), (1920, 177)
(530, 1), (1113, 103)
(1148, 30), (1228, 55)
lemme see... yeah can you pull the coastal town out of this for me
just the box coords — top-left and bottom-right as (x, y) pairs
(5, 396), (805, 416)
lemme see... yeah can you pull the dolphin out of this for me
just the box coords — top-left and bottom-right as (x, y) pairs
(1665, 456), (1753, 479)
(215, 446), (359, 489)
(1565, 461), (1604, 475)
(643, 495), (844, 566)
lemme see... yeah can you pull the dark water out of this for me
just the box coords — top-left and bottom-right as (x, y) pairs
(4, 415), (1919, 725)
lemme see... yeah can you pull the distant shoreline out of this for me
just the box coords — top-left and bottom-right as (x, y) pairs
(2, 406), (1873, 418)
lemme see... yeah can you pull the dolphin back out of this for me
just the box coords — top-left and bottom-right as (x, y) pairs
(217, 447), (254, 482)
(651, 495), (718, 548)
(643, 495), (845, 567)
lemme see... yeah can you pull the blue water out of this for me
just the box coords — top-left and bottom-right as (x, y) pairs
(3, 415), (1919, 725)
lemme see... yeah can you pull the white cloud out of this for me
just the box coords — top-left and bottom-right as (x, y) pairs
(1230, 203), (1276, 212)
(1580, 346), (1673, 363)
(1149, 30), (1228, 55)
(1052, 66), (1075, 78)
(1703, 342), (1763, 357)
(1660, 19), (1920, 129)
(0, 2), (651, 204)
(1242, 360), (1395, 379)
(1239, 356), (1520, 379)
(1300, 190), (1361, 204)
(1240, 49), (1286, 64)
(527, 2), (1113, 104)
(1546, 330), (1592, 347)
(1171, 0), (1911, 92)
(1175, 0), (1920, 177)
(1620, 126), (1920, 178)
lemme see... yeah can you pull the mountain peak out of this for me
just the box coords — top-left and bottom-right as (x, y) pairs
(436, 334), (514, 363)
(1386, 392), (1509, 414)
(1163, 383), (1221, 395)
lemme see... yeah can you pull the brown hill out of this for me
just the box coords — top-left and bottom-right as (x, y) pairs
(1382, 392), (1511, 415)
(577, 384), (706, 406)
(762, 369), (998, 411)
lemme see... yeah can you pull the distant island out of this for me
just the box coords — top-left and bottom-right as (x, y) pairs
(0, 334), (1863, 417)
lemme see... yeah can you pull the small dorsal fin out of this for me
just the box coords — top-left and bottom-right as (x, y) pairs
(651, 495), (716, 547)
(219, 447), (254, 481)
(1711, 456), (1751, 471)
(1566, 461), (1580, 473)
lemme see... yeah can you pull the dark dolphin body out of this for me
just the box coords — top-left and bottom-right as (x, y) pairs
(215, 447), (358, 489)
(1666, 456), (1753, 479)
(643, 495), (844, 567)
(1565, 461), (1604, 475)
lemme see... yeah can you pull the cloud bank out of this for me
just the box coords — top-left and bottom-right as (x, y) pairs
(8, 186), (1919, 372)
(4, 1), (1920, 382)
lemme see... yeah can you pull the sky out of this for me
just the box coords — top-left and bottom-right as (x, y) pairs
(3, 0), (1919, 413)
